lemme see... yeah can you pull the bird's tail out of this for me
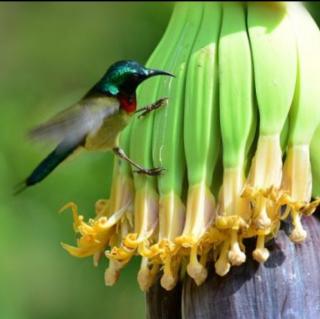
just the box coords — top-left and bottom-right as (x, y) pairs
(14, 139), (81, 195)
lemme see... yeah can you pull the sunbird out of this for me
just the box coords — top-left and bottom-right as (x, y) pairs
(15, 60), (173, 194)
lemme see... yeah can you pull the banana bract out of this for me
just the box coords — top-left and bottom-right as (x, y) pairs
(62, 2), (320, 291)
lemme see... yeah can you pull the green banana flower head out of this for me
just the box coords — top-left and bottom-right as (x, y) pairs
(61, 2), (320, 292)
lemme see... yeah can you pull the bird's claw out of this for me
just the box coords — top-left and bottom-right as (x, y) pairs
(154, 97), (169, 108)
(133, 167), (166, 176)
(136, 97), (169, 119)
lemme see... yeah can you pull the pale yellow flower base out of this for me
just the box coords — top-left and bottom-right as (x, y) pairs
(282, 145), (317, 242)
(175, 183), (216, 285)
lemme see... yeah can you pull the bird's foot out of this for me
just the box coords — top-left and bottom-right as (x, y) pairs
(133, 167), (166, 176)
(113, 147), (166, 176)
(135, 97), (168, 118)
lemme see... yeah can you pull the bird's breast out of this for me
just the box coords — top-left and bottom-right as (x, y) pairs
(84, 111), (130, 151)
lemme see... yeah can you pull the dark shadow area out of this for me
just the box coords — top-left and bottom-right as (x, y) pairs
(146, 273), (182, 319)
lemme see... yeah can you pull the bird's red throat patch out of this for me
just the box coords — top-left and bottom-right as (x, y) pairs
(119, 95), (137, 113)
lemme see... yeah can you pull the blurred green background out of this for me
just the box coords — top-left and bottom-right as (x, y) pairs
(0, 3), (172, 319)
(1, 2), (320, 319)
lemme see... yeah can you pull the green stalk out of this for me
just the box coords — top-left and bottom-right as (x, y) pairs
(281, 3), (320, 243)
(246, 3), (297, 262)
(176, 2), (222, 286)
(151, 2), (203, 290)
(215, 2), (254, 275)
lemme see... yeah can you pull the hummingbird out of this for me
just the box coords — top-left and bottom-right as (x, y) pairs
(15, 60), (173, 194)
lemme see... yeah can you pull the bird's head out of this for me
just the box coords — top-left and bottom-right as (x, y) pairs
(96, 60), (174, 97)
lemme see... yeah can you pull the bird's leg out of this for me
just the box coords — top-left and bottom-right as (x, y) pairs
(135, 97), (168, 119)
(113, 147), (165, 176)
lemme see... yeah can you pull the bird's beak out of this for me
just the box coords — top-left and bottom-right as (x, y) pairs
(146, 68), (175, 78)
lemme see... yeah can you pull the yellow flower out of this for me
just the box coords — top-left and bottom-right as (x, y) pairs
(61, 198), (130, 266)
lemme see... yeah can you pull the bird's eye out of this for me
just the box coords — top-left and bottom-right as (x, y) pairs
(131, 73), (140, 81)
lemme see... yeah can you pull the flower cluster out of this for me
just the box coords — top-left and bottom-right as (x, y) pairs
(62, 2), (320, 291)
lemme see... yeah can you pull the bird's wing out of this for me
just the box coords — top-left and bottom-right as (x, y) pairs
(29, 95), (120, 146)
